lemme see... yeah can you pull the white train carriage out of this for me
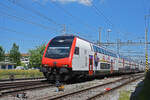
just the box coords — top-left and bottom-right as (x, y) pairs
(71, 36), (141, 76)
(41, 35), (145, 82)
(72, 37), (119, 76)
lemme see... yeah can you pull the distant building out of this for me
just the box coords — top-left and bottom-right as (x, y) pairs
(0, 62), (16, 69)
(5, 53), (30, 67)
(0, 53), (30, 70)
(20, 53), (30, 66)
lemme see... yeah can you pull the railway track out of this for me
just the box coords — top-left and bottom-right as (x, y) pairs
(0, 79), (53, 97)
(38, 73), (144, 100)
(0, 77), (45, 82)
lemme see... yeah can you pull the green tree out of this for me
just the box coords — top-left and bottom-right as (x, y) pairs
(9, 43), (21, 66)
(29, 44), (46, 68)
(0, 46), (5, 61)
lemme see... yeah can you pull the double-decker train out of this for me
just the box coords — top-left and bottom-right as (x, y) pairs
(41, 35), (145, 82)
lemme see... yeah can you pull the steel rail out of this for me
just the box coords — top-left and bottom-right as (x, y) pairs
(0, 80), (53, 97)
(38, 74), (143, 100)
(0, 77), (45, 82)
(87, 75), (143, 100)
(0, 81), (47, 90)
(0, 84), (53, 97)
(0, 80), (45, 87)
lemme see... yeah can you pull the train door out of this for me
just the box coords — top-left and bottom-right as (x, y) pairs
(72, 47), (80, 70)
(89, 55), (93, 75)
(110, 59), (113, 73)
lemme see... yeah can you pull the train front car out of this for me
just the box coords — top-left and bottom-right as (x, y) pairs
(41, 36), (76, 82)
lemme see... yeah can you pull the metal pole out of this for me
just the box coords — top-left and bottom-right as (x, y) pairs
(117, 39), (120, 54)
(63, 24), (66, 34)
(99, 27), (101, 46)
(145, 27), (149, 72)
(107, 31), (109, 43)
(107, 29), (111, 48)
(145, 15), (149, 72)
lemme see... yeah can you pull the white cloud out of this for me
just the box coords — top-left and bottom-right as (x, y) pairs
(51, 0), (93, 6)
(99, 0), (106, 4)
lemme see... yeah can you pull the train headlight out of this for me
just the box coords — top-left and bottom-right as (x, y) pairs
(62, 64), (69, 67)
(43, 64), (49, 67)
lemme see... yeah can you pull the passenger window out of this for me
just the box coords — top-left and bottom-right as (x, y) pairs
(74, 47), (79, 55)
(100, 63), (110, 69)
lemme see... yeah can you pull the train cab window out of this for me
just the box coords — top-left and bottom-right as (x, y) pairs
(45, 36), (75, 59)
(74, 47), (79, 55)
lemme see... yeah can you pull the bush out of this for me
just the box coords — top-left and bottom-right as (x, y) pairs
(0, 69), (43, 79)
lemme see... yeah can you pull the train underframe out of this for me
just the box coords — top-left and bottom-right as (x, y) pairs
(40, 67), (72, 83)
(40, 67), (142, 83)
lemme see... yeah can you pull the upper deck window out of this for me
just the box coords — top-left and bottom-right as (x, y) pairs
(92, 45), (117, 58)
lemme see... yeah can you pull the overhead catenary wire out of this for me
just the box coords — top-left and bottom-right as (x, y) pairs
(81, 0), (113, 27)
(7, 0), (61, 27)
(91, 2), (140, 44)
(0, 1), (95, 42)
(7, 0), (91, 36)
(91, 2), (129, 38)
(33, 0), (96, 38)
(0, 1), (55, 28)
(0, 27), (44, 43)
(33, 1), (89, 36)
(92, 3), (113, 27)
(0, 26), (48, 44)
(0, 26), (45, 39)
(49, 1), (97, 32)
(0, 2), (57, 44)
(90, 1), (146, 62)
(0, 10), (57, 32)
(0, 26), (26, 35)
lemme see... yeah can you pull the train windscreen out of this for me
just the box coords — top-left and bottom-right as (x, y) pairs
(45, 36), (75, 59)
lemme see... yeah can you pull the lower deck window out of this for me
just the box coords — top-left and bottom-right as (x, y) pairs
(100, 63), (110, 69)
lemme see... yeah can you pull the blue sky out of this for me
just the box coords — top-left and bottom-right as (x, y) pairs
(0, 0), (150, 61)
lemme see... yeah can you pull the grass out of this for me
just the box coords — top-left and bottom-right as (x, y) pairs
(137, 80), (150, 100)
(119, 90), (130, 100)
(0, 69), (44, 79)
